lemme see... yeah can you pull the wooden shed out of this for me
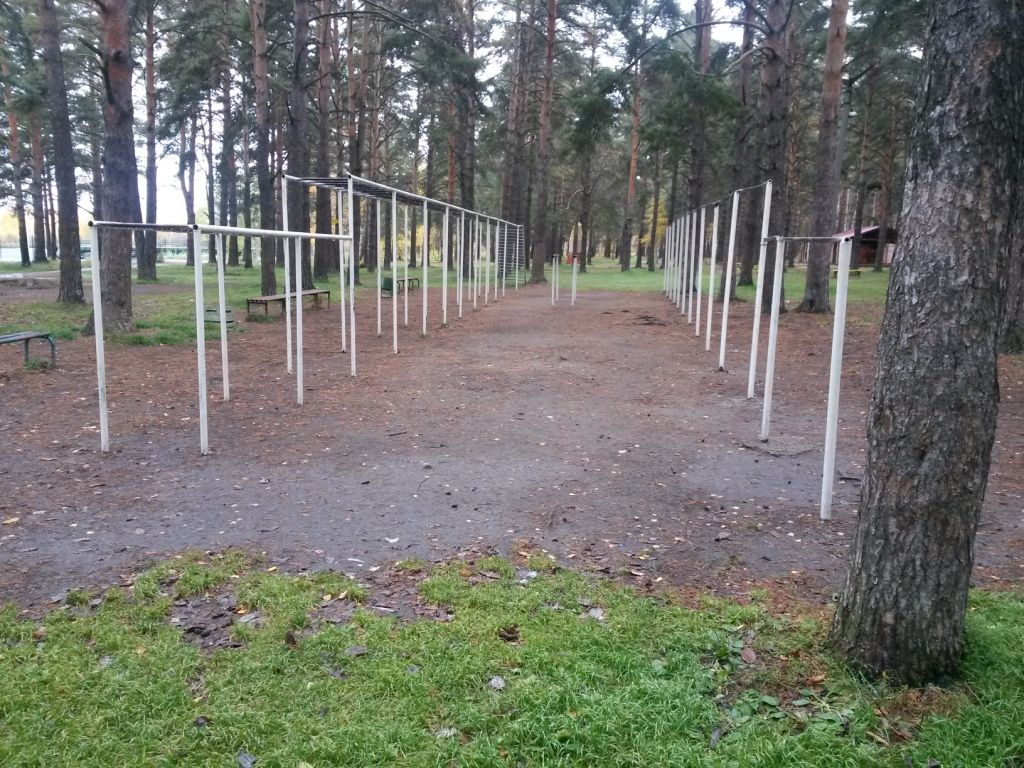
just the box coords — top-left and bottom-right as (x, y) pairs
(833, 225), (898, 267)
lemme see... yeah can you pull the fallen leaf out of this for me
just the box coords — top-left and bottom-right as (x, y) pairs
(497, 625), (520, 642)
(740, 647), (757, 664)
(2, 517), (19, 525)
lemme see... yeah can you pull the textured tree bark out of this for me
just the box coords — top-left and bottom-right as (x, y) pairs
(286, 0), (313, 291)
(313, 0), (334, 280)
(1, 40), (31, 269)
(830, 0), (1024, 685)
(528, 0), (556, 283)
(687, 0), (712, 212)
(734, 3), (757, 289)
(139, 1), (158, 280)
(800, 0), (848, 311)
(873, 104), (898, 273)
(249, 0), (276, 294)
(616, 68), (641, 272)
(28, 115), (48, 264)
(177, 115), (198, 266)
(757, 0), (790, 314)
(86, 0), (140, 334)
(39, 0), (82, 301)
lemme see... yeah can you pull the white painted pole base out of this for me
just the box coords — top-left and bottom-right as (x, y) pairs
(820, 238), (853, 520)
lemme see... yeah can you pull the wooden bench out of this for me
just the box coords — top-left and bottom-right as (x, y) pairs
(381, 277), (421, 297)
(833, 268), (862, 278)
(246, 289), (331, 318)
(1, 331), (56, 367)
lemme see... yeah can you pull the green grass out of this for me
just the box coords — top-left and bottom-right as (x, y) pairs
(567, 257), (892, 310)
(1, 554), (1020, 767)
(0, 256), (888, 348)
(0, 262), (57, 274)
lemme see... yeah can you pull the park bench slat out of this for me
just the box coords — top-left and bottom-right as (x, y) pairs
(0, 330), (56, 367)
(246, 289), (331, 318)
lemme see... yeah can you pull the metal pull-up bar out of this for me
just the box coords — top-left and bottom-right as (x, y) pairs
(88, 220), (351, 456)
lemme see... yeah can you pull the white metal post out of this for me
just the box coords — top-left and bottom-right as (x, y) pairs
(484, 218), (490, 306)
(672, 222), (680, 305)
(719, 191), (740, 371)
(501, 222), (508, 297)
(759, 238), (786, 441)
(216, 233), (229, 400)
(688, 212), (698, 323)
(282, 177), (293, 374)
(515, 225), (520, 290)
(571, 250), (578, 306)
(695, 207), (706, 336)
(747, 180), (773, 398)
(89, 225), (109, 452)
(403, 206), (410, 326)
(296, 235), (304, 404)
(347, 175), (356, 376)
(192, 228), (210, 455)
(821, 238), (852, 520)
(705, 205), (720, 352)
(376, 199), (382, 336)
(392, 192), (399, 353)
(663, 223), (670, 295)
(681, 214), (689, 313)
(338, 190), (347, 353)
(422, 199), (428, 335)
(458, 212), (465, 317)
(551, 254), (556, 305)
(473, 218), (479, 309)
(442, 208), (449, 326)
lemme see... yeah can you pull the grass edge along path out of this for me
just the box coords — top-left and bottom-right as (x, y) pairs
(0, 260), (891, 348)
(0, 551), (1020, 767)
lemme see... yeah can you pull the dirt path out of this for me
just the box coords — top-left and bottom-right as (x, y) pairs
(2, 283), (1022, 606)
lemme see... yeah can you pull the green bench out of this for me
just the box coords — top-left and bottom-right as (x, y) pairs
(1, 331), (56, 367)
(381, 277), (421, 297)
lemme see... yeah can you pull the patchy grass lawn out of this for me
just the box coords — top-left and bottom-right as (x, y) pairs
(0, 553), (1020, 767)
(570, 257), (891, 309)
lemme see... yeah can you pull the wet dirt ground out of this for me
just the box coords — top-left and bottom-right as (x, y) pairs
(2, 279), (1022, 607)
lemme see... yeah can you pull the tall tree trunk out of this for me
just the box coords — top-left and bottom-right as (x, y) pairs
(528, 0), (556, 282)
(646, 153), (661, 271)
(28, 114), (48, 263)
(241, 112), (253, 268)
(313, 0), (334, 279)
(139, 1), (158, 280)
(800, 0), (848, 312)
(344, 0), (363, 285)
(849, 97), (872, 267)
(733, 3), (757, 288)
(221, 50), (239, 268)
(205, 92), (216, 264)
(1, 42), (31, 269)
(688, 0), (712, 211)
(873, 104), (898, 273)
(757, 0), (791, 314)
(249, 0), (275, 294)
(39, 0), (83, 301)
(286, 0), (312, 290)
(617, 65), (641, 272)
(177, 114), (198, 265)
(86, 0), (139, 333)
(830, 0), (1024, 684)
(44, 167), (58, 262)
